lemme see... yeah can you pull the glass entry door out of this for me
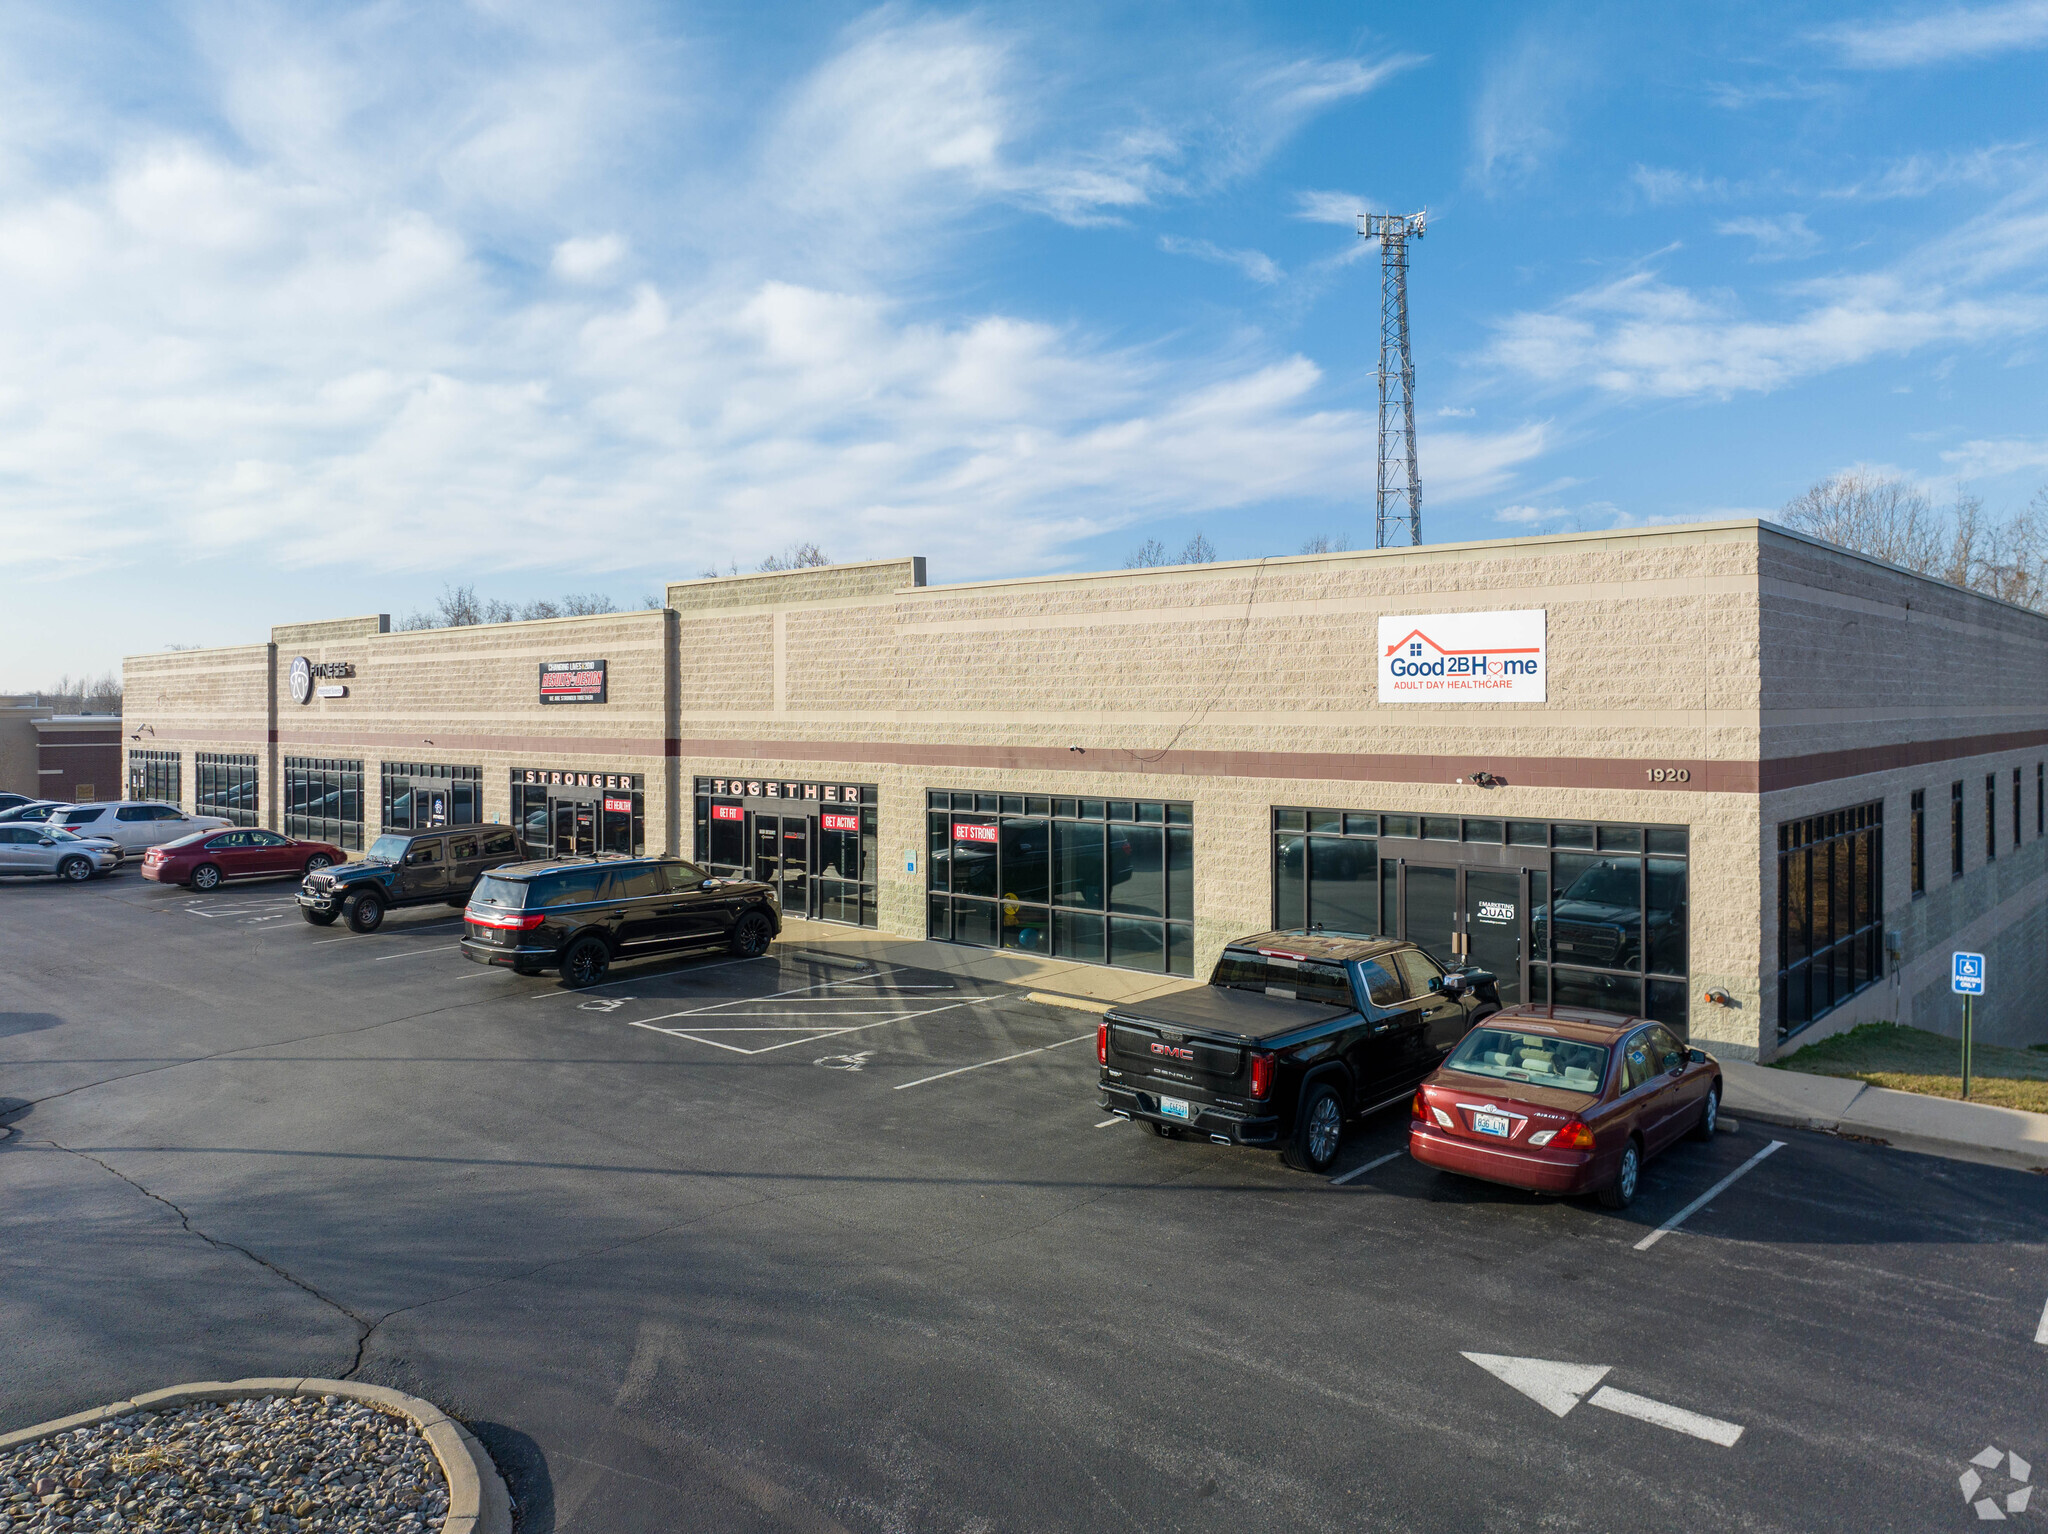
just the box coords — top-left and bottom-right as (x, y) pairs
(1391, 860), (1528, 1005)
(553, 800), (596, 856)
(752, 815), (814, 918)
(1463, 868), (1524, 1006)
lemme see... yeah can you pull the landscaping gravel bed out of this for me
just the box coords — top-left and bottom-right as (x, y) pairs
(0, 1394), (450, 1532)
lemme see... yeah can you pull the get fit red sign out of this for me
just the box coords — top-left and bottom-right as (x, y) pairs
(952, 823), (998, 843)
(711, 805), (744, 821)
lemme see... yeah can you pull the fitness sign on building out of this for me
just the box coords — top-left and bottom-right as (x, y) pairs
(1377, 610), (1547, 703)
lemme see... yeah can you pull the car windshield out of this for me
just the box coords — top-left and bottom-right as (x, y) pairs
(43, 827), (82, 842)
(1448, 1027), (1610, 1093)
(470, 875), (529, 909)
(1559, 861), (1639, 905)
(365, 835), (410, 863)
(1209, 951), (1356, 1008)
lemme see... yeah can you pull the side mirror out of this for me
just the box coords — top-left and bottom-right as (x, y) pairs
(1438, 974), (1466, 995)
(38, 837), (54, 847)
(1687, 1047), (1707, 1065)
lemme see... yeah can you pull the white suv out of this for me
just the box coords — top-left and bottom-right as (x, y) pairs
(54, 802), (229, 853)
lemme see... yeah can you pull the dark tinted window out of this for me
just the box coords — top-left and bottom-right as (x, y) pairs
(604, 865), (664, 900)
(1208, 951), (1355, 1008)
(663, 861), (707, 893)
(404, 840), (443, 865)
(58, 809), (102, 825)
(448, 836), (478, 860)
(479, 829), (518, 857)
(1644, 1024), (1685, 1070)
(116, 805), (152, 822)
(250, 831), (288, 846)
(1391, 948), (1445, 999)
(470, 875), (527, 909)
(0, 827), (27, 844)
(1357, 960), (1403, 1007)
(534, 869), (604, 907)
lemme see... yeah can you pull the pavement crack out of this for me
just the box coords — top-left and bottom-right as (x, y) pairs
(44, 1137), (378, 1377)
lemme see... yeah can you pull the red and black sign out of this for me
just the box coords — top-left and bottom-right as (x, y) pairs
(821, 812), (859, 832)
(539, 659), (607, 705)
(711, 805), (744, 822)
(952, 822), (998, 844)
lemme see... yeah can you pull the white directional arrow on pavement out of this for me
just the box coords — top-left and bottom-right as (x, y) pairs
(1462, 1353), (1745, 1447)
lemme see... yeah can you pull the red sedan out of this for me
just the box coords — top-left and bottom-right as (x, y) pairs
(1409, 1006), (1722, 1208)
(142, 828), (346, 891)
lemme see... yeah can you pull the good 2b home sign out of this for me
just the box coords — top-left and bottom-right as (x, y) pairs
(1377, 610), (1547, 703)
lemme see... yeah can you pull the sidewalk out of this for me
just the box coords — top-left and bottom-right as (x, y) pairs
(775, 917), (1202, 1012)
(1721, 1059), (2048, 1174)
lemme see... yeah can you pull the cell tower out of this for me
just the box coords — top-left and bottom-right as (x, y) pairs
(1359, 210), (1426, 548)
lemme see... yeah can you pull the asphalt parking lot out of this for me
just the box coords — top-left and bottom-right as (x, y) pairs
(4, 870), (2046, 1532)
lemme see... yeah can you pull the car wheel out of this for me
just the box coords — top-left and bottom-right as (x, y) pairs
(1151, 1121), (1182, 1139)
(344, 892), (386, 933)
(304, 854), (333, 875)
(1285, 1082), (1344, 1173)
(728, 910), (774, 958)
(561, 936), (611, 988)
(57, 856), (93, 883)
(190, 863), (222, 891)
(300, 906), (338, 927)
(1599, 1138), (1643, 1209)
(1689, 1085), (1720, 1142)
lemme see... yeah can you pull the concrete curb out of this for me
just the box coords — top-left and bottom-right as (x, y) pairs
(0, 1377), (511, 1534)
(1025, 991), (1113, 1015)
(1721, 1060), (2048, 1174)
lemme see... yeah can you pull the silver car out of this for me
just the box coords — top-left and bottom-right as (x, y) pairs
(0, 823), (123, 881)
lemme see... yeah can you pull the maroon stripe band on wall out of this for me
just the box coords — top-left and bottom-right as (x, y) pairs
(123, 726), (2048, 794)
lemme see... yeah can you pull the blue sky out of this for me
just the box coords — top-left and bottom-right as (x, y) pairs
(6, 0), (2048, 680)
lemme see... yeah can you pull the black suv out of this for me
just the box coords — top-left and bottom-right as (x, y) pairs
(299, 825), (525, 932)
(1098, 930), (1500, 1172)
(459, 855), (781, 986)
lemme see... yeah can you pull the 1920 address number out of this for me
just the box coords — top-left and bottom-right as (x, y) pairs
(1645, 767), (1692, 783)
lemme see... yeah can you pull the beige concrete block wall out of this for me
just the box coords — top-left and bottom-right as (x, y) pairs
(123, 644), (275, 816)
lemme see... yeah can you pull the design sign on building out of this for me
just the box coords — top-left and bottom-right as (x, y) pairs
(538, 660), (608, 705)
(1377, 610), (1547, 703)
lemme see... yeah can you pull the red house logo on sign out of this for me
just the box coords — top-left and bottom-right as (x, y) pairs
(1376, 610), (1547, 703)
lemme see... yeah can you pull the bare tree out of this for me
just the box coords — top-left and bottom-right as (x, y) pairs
(1124, 538), (1169, 568)
(1779, 472), (2048, 610)
(1299, 533), (1351, 554)
(435, 583), (484, 627)
(1778, 472), (1942, 573)
(396, 610), (436, 631)
(37, 672), (123, 710)
(519, 598), (561, 621)
(1179, 532), (1217, 564)
(756, 543), (830, 572)
(639, 593), (664, 610)
(560, 593), (619, 615)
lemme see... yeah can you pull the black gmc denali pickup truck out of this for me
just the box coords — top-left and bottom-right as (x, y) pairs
(1096, 930), (1499, 1173)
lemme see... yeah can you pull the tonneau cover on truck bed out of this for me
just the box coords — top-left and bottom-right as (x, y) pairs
(1106, 984), (1353, 1042)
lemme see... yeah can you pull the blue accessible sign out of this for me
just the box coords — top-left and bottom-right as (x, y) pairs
(1952, 952), (1986, 995)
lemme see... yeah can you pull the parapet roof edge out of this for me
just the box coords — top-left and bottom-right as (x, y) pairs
(665, 555), (923, 590)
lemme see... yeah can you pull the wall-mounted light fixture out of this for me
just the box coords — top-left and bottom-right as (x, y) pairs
(1701, 987), (1736, 1007)
(1456, 770), (1505, 789)
(127, 723), (155, 740)
(1068, 746), (1085, 754)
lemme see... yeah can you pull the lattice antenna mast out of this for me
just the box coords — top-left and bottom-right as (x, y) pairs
(1359, 210), (1426, 548)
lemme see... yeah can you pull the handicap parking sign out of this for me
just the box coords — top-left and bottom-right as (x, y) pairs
(1952, 951), (1986, 995)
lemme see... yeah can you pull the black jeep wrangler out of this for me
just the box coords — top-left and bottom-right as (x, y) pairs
(298, 825), (525, 933)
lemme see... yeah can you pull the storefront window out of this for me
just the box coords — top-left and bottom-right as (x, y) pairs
(381, 763), (481, 831)
(196, 753), (259, 827)
(283, 757), (363, 850)
(692, 777), (878, 928)
(927, 791), (1194, 975)
(514, 769), (644, 859)
(1777, 803), (1883, 1040)
(128, 749), (180, 804)
(1271, 809), (1691, 1030)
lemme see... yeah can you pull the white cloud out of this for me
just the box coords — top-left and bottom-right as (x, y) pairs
(1437, 406), (1476, 418)
(1485, 170), (2048, 397)
(1816, 143), (2041, 199)
(552, 234), (626, 282)
(1293, 189), (1370, 225)
(1817, 0), (2048, 67)
(1158, 235), (1281, 284)
(1470, 21), (1594, 192)
(1632, 165), (1733, 205)
(1493, 504), (1551, 525)
(1940, 436), (2048, 478)
(1716, 211), (1822, 259)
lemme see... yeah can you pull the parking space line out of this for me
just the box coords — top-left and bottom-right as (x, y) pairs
(2034, 1296), (2048, 1346)
(893, 1032), (1093, 1090)
(1330, 1150), (1404, 1186)
(1094, 1117), (1123, 1128)
(1633, 1140), (1786, 1252)
(373, 945), (464, 961)
(634, 998), (984, 1056)
(527, 952), (770, 996)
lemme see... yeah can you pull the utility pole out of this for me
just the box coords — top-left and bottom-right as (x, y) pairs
(1360, 211), (1426, 549)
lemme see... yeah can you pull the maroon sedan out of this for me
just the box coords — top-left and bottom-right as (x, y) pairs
(1409, 1006), (1721, 1208)
(142, 828), (345, 891)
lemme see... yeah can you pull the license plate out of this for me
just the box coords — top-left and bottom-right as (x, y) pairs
(1158, 1096), (1190, 1120)
(1472, 1111), (1511, 1137)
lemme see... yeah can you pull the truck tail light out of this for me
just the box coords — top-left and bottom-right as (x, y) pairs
(1249, 1052), (1274, 1100)
(1096, 1021), (1108, 1065)
(1555, 1120), (1596, 1150)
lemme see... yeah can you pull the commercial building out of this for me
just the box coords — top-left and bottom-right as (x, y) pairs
(122, 519), (2048, 1058)
(0, 698), (122, 803)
